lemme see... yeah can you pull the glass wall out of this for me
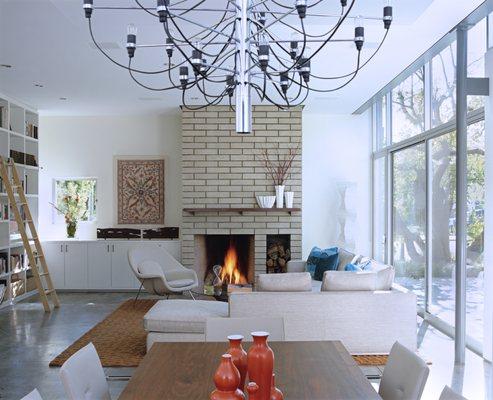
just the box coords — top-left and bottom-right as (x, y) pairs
(392, 144), (426, 307)
(370, 16), (488, 355)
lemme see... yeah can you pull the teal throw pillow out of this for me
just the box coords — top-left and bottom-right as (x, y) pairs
(307, 246), (339, 281)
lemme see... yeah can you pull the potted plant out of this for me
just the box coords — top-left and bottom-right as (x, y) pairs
(50, 195), (87, 238)
(258, 142), (300, 208)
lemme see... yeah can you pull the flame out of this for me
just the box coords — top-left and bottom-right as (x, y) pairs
(220, 243), (247, 285)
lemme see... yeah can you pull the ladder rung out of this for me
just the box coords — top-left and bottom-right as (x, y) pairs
(39, 272), (49, 277)
(45, 289), (55, 295)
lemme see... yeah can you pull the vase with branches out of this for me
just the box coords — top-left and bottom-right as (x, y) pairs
(258, 143), (300, 208)
(50, 195), (87, 238)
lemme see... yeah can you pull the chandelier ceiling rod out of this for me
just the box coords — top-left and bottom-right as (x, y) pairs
(82, 0), (393, 134)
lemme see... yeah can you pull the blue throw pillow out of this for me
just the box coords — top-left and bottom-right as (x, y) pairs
(344, 263), (362, 272)
(306, 246), (339, 281)
(358, 260), (372, 271)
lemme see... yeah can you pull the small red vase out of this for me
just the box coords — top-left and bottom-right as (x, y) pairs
(246, 382), (260, 400)
(247, 332), (274, 400)
(210, 354), (245, 400)
(227, 335), (248, 391)
(270, 374), (283, 400)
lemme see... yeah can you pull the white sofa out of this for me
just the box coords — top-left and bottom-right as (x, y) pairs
(144, 253), (417, 354)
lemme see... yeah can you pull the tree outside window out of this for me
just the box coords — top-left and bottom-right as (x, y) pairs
(54, 179), (97, 223)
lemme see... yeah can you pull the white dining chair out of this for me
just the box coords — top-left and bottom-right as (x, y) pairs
(20, 389), (43, 400)
(378, 341), (429, 400)
(439, 386), (467, 400)
(60, 342), (111, 400)
(205, 317), (285, 342)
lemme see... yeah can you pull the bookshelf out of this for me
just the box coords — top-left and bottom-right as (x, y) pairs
(0, 93), (39, 308)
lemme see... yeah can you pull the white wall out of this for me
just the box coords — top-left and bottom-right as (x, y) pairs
(39, 114), (181, 240)
(302, 111), (372, 259)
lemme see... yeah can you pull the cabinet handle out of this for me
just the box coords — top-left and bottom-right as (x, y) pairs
(107, 244), (109, 252)
(60, 245), (63, 253)
(65, 245), (68, 252)
(112, 244), (115, 252)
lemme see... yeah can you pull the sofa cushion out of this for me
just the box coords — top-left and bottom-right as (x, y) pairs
(257, 272), (312, 292)
(321, 271), (378, 291)
(337, 248), (356, 271)
(138, 260), (164, 277)
(144, 300), (229, 333)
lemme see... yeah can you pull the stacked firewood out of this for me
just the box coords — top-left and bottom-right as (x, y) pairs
(266, 242), (291, 273)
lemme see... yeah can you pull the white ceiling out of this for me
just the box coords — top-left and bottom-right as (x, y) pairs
(0, 0), (485, 116)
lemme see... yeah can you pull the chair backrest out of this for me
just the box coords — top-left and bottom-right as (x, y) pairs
(60, 343), (111, 400)
(21, 389), (43, 400)
(439, 386), (467, 400)
(205, 317), (285, 342)
(128, 245), (184, 277)
(378, 342), (429, 400)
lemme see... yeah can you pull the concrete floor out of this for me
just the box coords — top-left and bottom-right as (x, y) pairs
(0, 292), (491, 400)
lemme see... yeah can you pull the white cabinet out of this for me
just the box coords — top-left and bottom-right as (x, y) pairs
(87, 242), (112, 289)
(43, 242), (65, 289)
(43, 240), (181, 291)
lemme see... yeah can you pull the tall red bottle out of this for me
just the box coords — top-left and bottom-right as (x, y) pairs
(210, 354), (245, 400)
(270, 373), (283, 400)
(227, 335), (248, 391)
(247, 332), (274, 400)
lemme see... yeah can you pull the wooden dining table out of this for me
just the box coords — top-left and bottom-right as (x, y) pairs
(118, 341), (382, 399)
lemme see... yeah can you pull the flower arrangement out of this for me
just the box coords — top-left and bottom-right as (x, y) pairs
(50, 195), (87, 238)
(258, 142), (300, 186)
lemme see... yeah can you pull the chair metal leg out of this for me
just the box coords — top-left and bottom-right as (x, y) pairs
(134, 282), (143, 306)
(166, 294), (170, 300)
(189, 290), (196, 300)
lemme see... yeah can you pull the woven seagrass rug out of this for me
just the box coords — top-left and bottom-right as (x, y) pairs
(49, 299), (388, 367)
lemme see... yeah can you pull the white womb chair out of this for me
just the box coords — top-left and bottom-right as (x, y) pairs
(205, 317), (285, 342)
(21, 389), (43, 400)
(378, 341), (429, 400)
(128, 246), (199, 301)
(60, 342), (111, 400)
(439, 386), (467, 400)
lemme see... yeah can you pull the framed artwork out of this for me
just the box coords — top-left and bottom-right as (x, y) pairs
(116, 157), (165, 224)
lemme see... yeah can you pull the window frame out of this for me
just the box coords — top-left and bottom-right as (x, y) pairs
(52, 177), (98, 224)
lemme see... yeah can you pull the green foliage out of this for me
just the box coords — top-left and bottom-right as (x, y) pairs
(54, 179), (96, 223)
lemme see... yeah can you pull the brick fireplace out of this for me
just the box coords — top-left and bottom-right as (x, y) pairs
(181, 105), (302, 287)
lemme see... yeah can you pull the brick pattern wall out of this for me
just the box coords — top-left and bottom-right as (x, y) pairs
(181, 105), (302, 280)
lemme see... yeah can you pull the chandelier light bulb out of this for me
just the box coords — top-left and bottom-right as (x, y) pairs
(383, 2), (393, 30)
(258, 35), (270, 72)
(354, 16), (365, 51)
(298, 57), (311, 83)
(83, 0), (93, 19)
(280, 72), (289, 94)
(157, 0), (169, 23)
(165, 37), (174, 58)
(340, 0), (347, 7)
(126, 24), (137, 58)
(259, 12), (266, 26)
(179, 66), (189, 89)
(290, 32), (299, 60)
(295, 0), (307, 19)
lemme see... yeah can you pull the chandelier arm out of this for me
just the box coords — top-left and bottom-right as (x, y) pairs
(181, 89), (228, 111)
(191, 9), (234, 42)
(247, 7), (296, 41)
(228, 95), (235, 112)
(250, 83), (288, 110)
(302, 0), (356, 65)
(268, 0), (324, 10)
(133, 0), (158, 17)
(279, 18), (307, 74)
(88, 19), (181, 75)
(167, 11), (239, 43)
(311, 29), (389, 80)
(128, 59), (198, 91)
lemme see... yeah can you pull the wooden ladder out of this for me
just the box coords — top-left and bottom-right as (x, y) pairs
(0, 157), (60, 312)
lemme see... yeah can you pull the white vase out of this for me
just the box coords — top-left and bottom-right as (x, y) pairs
(275, 185), (285, 208)
(284, 191), (294, 208)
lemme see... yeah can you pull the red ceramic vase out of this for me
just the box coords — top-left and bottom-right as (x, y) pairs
(227, 335), (248, 391)
(246, 382), (260, 400)
(270, 374), (284, 400)
(247, 332), (274, 400)
(210, 354), (246, 400)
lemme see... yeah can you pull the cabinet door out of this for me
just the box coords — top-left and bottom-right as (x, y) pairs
(64, 243), (88, 289)
(87, 242), (112, 289)
(111, 242), (140, 289)
(43, 242), (65, 289)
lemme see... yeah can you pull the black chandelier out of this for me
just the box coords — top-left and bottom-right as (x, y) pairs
(83, 0), (393, 133)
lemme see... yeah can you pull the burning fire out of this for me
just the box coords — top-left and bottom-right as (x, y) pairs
(220, 243), (247, 285)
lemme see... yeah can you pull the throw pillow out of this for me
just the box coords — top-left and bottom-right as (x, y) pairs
(257, 272), (312, 292)
(337, 248), (356, 271)
(344, 263), (362, 272)
(321, 271), (377, 291)
(306, 246), (339, 281)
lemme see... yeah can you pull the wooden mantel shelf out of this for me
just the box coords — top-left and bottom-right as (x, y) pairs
(183, 207), (301, 215)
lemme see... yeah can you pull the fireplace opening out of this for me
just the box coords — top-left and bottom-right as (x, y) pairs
(195, 235), (255, 292)
(266, 234), (291, 273)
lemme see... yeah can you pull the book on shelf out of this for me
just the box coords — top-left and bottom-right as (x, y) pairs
(0, 106), (6, 129)
(9, 150), (38, 167)
(0, 284), (6, 304)
(0, 258), (7, 275)
(26, 123), (38, 139)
